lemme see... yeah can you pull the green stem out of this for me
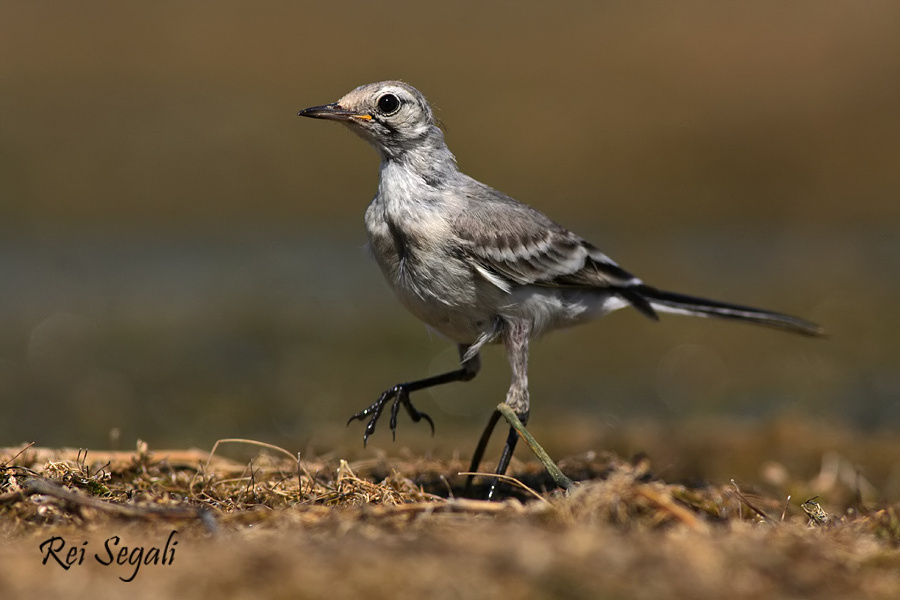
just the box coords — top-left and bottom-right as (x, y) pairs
(496, 403), (574, 493)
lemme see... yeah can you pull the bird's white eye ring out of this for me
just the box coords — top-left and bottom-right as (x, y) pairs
(376, 93), (401, 116)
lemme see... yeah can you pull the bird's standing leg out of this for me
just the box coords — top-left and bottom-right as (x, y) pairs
(466, 320), (531, 499)
(465, 408), (503, 494)
(348, 345), (481, 445)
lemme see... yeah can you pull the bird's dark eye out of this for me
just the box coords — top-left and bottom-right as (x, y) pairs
(377, 93), (401, 115)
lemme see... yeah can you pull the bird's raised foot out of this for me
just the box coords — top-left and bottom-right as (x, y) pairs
(347, 384), (435, 446)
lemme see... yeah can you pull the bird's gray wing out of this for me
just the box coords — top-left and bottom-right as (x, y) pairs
(451, 185), (642, 291)
(451, 186), (659, 320)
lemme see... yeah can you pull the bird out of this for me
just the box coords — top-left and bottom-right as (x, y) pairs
(298, 81), (823, 497)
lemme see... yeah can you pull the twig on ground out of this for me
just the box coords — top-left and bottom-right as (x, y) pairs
(458, 471), (549, 503)
(206, 438), (297, 468)
(496, 403), (575, 493)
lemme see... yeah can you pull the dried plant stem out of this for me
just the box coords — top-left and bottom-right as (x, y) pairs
(206, 438), (297, 468)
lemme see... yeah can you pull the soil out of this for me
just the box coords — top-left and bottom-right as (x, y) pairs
(2, 424), (899, 599)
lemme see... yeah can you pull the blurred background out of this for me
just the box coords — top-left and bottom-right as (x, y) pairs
(0, 2), (898, 467)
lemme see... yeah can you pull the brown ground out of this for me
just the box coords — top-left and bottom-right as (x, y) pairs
(2, 423), (899, 599)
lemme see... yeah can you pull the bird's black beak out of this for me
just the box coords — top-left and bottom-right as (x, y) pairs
(298, 103), (373, 122)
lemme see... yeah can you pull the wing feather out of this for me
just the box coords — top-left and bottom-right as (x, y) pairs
(451, 182), (642, 292)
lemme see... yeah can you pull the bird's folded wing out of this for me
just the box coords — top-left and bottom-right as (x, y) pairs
(452, 194), (642, 292)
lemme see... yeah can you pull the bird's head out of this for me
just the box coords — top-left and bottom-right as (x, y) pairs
(298, 81), (442, 160)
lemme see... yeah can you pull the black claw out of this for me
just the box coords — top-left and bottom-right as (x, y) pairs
(344, 350), (476, 447)
(401, 398), (435, 436)
(421, 413), (435, 436)
(346, 391), (393, 446)
(389, 387), (405, 441)
(346, 397), (382, 425)
(346, 383), (436, 445)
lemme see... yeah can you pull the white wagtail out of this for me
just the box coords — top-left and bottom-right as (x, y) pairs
(299, 81), (823, 496)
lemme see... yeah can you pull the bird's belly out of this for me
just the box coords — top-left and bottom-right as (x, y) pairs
(391, 284), (496, 344)
(363, 214), (494, 344)
(392, 279), (628, 345)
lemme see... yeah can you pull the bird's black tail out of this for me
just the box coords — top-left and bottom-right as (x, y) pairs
(627, 284), (825, 337)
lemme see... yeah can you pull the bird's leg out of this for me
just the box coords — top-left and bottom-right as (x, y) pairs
(464, 408), (503, 495)
(467, 403), (577, 498)
(465, 410), (529, 499)
(485, 411), (528, 501)
(348, 345), (480, 446)
(465, 320), (532, 499)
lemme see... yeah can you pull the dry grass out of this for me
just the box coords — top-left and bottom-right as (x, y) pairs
(1, 431), (899, 599)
